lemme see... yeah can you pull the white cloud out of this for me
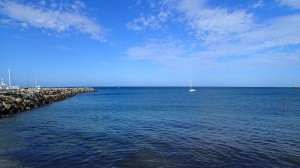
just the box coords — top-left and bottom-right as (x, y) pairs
(126, 14), (163, 31)
(175, 0), (254, 44)
(184, 8), (253, 44)
(128, 0), (254, 44)
(125, 0), (300, 70)
(251, 0), (264, 8)
(124, 39), (207, 70)
(177, 0), (206, 16)
(125, 39), (185, 60)
(125, 13), (300, 70)
(242, 14), (300, 48)
(124, 38), (232, 70)
(277, 0), (300, 9)
(0, 18), (12, 26)
(0, 1), (105, 41)
(40, 0), (46, 6)
(126, 0), (173, 31)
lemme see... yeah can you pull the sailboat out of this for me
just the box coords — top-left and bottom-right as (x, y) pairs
(35, 75), (41, 90)
(7, 69), (20, 89)
(189, 81), (196, 92)
(0, 77), (7, 89)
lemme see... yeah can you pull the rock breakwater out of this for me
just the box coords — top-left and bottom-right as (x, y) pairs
(0, 88), (96, 118)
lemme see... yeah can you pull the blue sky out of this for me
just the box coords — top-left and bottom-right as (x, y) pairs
(0, 0), (299, 87)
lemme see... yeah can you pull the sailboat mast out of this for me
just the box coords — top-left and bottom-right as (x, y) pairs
(8, 68), (11, 87)
(27, 73), (29, 88)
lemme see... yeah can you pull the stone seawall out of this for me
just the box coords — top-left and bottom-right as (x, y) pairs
(0, 88), (96, 118)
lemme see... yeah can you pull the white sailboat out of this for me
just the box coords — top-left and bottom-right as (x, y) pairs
(35, 75), (41, 89)
(189, 80), (196, 92)
(0, 77), (7, 89)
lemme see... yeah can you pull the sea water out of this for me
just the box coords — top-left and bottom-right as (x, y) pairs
(0, 87), (299, 167)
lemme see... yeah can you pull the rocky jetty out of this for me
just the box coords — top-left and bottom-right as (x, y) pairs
(0, 88), (96, 118)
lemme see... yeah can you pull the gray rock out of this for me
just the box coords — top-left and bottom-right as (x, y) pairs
(3, 102), (12, 110)
(16, 98), (23, 103)
(0, 87), (96, 117)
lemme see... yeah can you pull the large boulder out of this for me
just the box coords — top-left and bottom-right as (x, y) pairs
(16, 98), (23, 103)
(3, 102), (12, 110)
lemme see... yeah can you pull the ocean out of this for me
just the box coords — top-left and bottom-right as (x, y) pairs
(0, 87), (299, 167)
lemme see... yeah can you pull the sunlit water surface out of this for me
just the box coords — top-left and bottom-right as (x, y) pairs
(0, 87), (300, 167)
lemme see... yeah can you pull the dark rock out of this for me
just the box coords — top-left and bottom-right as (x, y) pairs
(0, 87), (96, 118)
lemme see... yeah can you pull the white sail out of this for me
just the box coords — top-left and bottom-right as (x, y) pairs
(189, 80), (196, 92)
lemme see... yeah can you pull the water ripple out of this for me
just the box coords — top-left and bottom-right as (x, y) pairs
(0, 87), (300, 167)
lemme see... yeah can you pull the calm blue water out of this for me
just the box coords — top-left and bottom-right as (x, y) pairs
(0, 87), (300, 167)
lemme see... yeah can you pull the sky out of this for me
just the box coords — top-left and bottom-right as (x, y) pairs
(0, 0), (300, 87)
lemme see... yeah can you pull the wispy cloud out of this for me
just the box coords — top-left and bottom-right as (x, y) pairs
(14, 35), (28, 40)
(126, 0), (173, 31)
(124, 39), (208, 70)
(125, 39), (185, 61)
(55, 45), (71, 51)
(0, 0), (105, 41)
(128, 0), (254, 44)
(251, 0), (264, 8)
(181, 8), (253, 44)
(126, 14), (164, 30)
(0, 17), (13, 27)
(175, 0), (255, 45)
(277, 0), (300, 9)
(125, 0), (300, 70)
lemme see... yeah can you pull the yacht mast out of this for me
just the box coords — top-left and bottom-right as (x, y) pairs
(27, 73), (29, 88)
(8, 68), (11, 87)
